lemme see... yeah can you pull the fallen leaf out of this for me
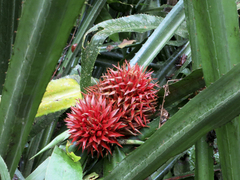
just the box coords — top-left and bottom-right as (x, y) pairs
(118, 39), (136, 48)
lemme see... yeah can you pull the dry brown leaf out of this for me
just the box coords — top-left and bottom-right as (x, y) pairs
(118, 39), (136, 48)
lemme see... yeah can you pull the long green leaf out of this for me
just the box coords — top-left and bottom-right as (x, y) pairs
(194, 137), (214, 179)
(0, 155), (11, 180)
(32, 120), (58, 170)
(0, 0), (83, 177)
(184, 0), (201, 69)
(129, 0), (185, 68)
(22, 130), (44, 177)
(191, 0), (240, 179)
(0, 0), (22, 94)
(15, 169), (25, 180)
(104, 62), (240, 180)
(30, 130), (70, 160)
(58, 0), (107, 77)
(103, 146), (126, 177)
(184, 1), (213, 178)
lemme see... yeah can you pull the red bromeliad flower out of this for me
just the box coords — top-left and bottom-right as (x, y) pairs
(90, 61), (159, 135)
(65, 93), (126, 157)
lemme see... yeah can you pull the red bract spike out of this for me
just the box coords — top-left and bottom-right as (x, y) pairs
(65, 94), (125, 157)
(108, 132), (124, 137)
(88, 60), (159, 135)
(100, 141), (111, 153)
(101, 135), (111, 142)
(92, 142), (99, 152)
(99, 146), (103, 157)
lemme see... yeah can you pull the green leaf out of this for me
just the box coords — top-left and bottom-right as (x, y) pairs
(31, 120), (59, 171)
(45, 146), (82, 180)
(184, 1), (213, 179)
(22, 131), (45, 177)
(59, 0), (107, 77)
(80, 14), (164, 92)
(0, 0), (84, 177)
(0, 155), (11, 180)
(30, 130), (70, 160)
(184, 0), (201, 69)
(191, 0), (240, 179)
(95, 5), (119, 42)
(0, 0), (22, 94)
(129, 0), (185, 68)
(103, 146), (126, 176)
(158, 68), (205, 108)
(25, 158), (50, 180)
(28, 77), (81, 138)
(36, 77), (82, 117)
(104, 62), (240, 180)
(15, 169), (25, 180)
(154, 42), (191, 86)
(195, 136), (214, 179)
(29, 110), (65, 140)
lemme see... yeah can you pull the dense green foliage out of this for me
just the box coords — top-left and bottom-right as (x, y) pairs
(0, 0), (240, 179)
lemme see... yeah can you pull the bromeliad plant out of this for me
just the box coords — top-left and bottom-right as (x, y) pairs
(1, 0), (240, 180)
(65, 62), (159, 157)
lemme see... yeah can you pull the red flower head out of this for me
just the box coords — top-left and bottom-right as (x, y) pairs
(65, 93), (126, 157)
(91, 61), (159, 135)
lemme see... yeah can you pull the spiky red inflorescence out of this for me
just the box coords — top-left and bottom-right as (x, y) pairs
(90, 61), (159, 135)
(65, 93), (126, 157)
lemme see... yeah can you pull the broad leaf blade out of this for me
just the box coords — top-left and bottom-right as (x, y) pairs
(36, 77), (81, 117)
(45, 146), (82, 180)
(25, 158), (50, 180)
